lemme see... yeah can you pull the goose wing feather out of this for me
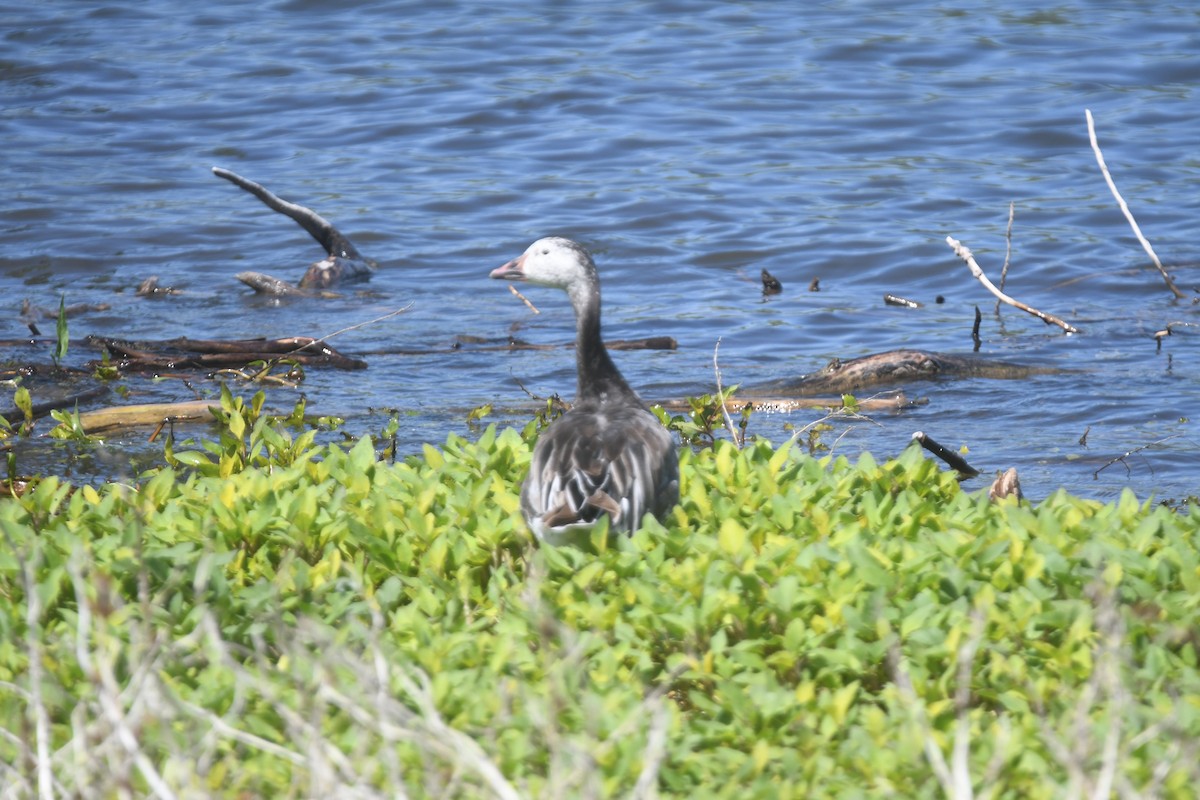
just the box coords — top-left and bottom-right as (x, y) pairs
(522, 403), (678, 538)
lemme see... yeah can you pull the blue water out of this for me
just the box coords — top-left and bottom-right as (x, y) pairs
(3, 2), (1198, 502)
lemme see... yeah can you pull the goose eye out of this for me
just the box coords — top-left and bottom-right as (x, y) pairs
(541, 248), (550, 255)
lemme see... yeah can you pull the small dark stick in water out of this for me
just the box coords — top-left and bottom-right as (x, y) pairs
(912, 431), (980, 478)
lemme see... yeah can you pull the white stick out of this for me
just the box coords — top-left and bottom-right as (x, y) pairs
(1085, 108), (1186, 300)
(946, 236), (1080, 334)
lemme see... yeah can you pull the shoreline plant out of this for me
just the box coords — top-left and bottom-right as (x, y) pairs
(0, 395), (1198, 797)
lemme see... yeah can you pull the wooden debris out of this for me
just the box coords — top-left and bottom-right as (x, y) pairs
(19, 299), (111, 321)
(136, 276), (182, 296)
(1085, 109), (1187, 300)
(912, 430), (980, 478)
(378, 335), (678, 356)
(656, 391), (916, 414)
(772, 348), (1067, 397)
(77, 400), (217, 434)
(84, 335), (368, 371)
(946, 236), (1079, 333)
(884, 294), (922, 308)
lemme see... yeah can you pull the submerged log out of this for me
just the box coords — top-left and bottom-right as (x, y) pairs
(655, 391), (916, 414)
(767, 348), (1067, 396)
(367, 335), (678, 356)
(84, 335), (368, 371)
(213, 166), (377, 294)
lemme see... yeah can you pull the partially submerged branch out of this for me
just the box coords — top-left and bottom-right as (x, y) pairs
(76, 400), (218, 435)
(1085, 108), (1187, 300)
(86, 335), (368, 371)
(946, 236), (1080, 334)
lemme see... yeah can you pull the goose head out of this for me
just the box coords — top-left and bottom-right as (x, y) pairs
(491, 237), (597, 305)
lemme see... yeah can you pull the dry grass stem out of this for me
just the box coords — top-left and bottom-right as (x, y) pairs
(712, 338), (743, 448)
(1085, 108), (1187, 300)
(994, 202), (1015, 315)
(508, 284), (541, 314)
(946, 236), (1079, 333)
(308, 303), (415, 350)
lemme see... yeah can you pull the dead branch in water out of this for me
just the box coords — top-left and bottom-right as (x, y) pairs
(1085, 108), (1188, 300)
(995, 201), (1015, 315)
(77, 400), (217, 435)
(85, 336), (368, 371)
(884, 294), (923, 308)
(946, 236), (1080, 334)
(655, 391), (916, 415)
(1093, 433), (1183, 479)
(366, 336), (677, 356)
(912, 430), (980, 478)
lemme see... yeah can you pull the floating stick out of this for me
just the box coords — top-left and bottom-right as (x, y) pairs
(946, 236), (1079, 334)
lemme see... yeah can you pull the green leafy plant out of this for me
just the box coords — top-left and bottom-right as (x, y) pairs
(52, 295), (68, 367)
(657, 384), (745, 447)
(520, 394), (568, 442)
(2, 414), (1199, 798)
(48, 406), (100, 442)
(163, 385), (328, 477)
(10, 386), (34, 436)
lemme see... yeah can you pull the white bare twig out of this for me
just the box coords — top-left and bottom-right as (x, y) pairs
(946, 236), (1080, 333)
(713, 337), (743, 448)
(1085, 108), (1186, 300)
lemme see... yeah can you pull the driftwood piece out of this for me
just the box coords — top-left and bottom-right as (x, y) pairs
(1085, 109), (1187, 300)
(946, 236), (1080, 334)
(655, 392), (916, 414)
(136, 276), (182, 296)
(912, 430), (980, 478)
(84, 335), (368, 371)
(367, 336), (678, 356)
(768, 348), (1067, 397)
(213, 167), (377, 293)
(77, 400), (217, 434)
(884, 294), (922, 308)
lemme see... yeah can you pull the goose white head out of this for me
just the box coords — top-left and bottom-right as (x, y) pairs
(490, 237), (597, 305)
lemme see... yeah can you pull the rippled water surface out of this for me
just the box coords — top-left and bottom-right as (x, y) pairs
(3, 1), (1198, 502)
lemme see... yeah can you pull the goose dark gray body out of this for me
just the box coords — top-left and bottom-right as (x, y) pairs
(212, 166), (377, 293)
(491, 237), (679, 541)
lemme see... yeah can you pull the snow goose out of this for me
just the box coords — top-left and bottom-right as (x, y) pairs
(491, 237), (679, 541)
